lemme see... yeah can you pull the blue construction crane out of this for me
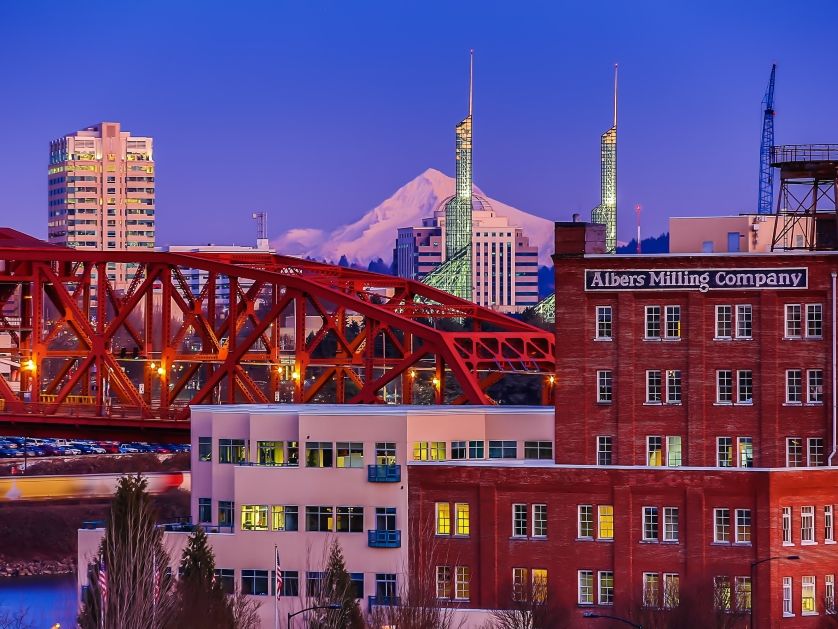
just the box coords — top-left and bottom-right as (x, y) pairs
(757, 64), (777, 214)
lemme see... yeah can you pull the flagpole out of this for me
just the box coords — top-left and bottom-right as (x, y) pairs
(274, 545), (279, 629)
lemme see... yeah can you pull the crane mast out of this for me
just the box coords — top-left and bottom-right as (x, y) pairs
(757, 64), (777, 215)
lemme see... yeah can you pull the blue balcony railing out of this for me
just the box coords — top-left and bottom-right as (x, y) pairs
(368, 529), (401, 548)
(367, 464), (401, 483)
(368, 595), (400, 611)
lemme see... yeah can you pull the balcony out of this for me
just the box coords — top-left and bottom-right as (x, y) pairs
(368, 595), (400, 611)
(368, 529), (401, 548)
(367, 464), (401, 483)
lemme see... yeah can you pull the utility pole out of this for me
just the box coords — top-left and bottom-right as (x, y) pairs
(635, 204), (642, 254)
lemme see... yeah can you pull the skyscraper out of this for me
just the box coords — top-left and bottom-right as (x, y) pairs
(47, 122), (155, 289)
(590, 65), (618, 253)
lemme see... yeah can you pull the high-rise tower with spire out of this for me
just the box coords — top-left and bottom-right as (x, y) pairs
(591, 64), (618, 253)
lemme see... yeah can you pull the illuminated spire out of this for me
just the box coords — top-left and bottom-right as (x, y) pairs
(469, 48), (474, 117)
(591, 64), (618, 253)
(613, 63), (618, 128)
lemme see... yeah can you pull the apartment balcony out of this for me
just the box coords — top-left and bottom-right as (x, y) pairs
(368, 595), (400, 611)
(367, 529), (401, 548)
(367, 464), (401, 483)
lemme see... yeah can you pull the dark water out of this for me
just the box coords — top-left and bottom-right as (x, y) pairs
(0, 574), (77, 628)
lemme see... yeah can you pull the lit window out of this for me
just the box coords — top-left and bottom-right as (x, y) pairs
(336, 442), (364, 468)
(667, 436), (682, 467)
(643, 572), (660, 608)
(647, 436), (663, 466)
(801, 506), (814, 544)
(598, 505), (614, 540)
(598, 571), (614, 605)
(714, 508), (731, 543)
(375, 442), (396, 465)
(663, 507), (679, 542)
(642, 507), (659, 541)
(735, 576), (752, 611)
(241, 505), (268, 531)
(413, 441), (446, 461)
(578, 505), (594, 539)
(435, 503), (450, 535)
(716, 305), (732, 338)
(455, 503), (470, 536)
(663, 573), (680, 608)
(454, 566), (470, 600)
(597, 370), (613, 402)
(578, 570), (594, 605)
(802, 576), (816, 614)
(597, 436), (613, 465)
(532, 504), (547, 538)
(782, 507), (792, 544)
(305, 442), (334, 467)
(271, 505), (298, 531)
(786, 370), (803, 403)
(596, 306), (613, 340)
(735, 509), (752, 544)
(737, 437), (753, 467)
(532, 569), (548, 603)
(736, 304), (752, 338)
(512, 504), (527, 537)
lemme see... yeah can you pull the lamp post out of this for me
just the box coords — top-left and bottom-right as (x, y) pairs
(287, 603), (341, 628)
(750, 555), (800, 628)
(582, 611), (642, 628)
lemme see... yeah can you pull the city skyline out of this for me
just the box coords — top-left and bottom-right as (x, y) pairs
(2, 1), (838, 250)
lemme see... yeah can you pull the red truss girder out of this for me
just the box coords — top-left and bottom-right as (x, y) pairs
(0, 242), (555, 426)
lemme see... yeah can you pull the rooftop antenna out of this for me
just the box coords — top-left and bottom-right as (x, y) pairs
(613, 63), (618, 128)
(252, 211), (268, 250)
(635, 204), (642, 254)
(468, 48), (474, 117)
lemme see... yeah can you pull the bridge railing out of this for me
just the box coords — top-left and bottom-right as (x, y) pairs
(0, 400), (190, 422)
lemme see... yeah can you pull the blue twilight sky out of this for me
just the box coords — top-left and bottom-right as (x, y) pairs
(1, 0), (837, 250)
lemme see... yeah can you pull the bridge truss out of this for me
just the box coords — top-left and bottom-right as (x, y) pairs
(0, 230), (555, 436)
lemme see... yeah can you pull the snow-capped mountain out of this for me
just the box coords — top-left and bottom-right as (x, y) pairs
(272, 168), (555, 267)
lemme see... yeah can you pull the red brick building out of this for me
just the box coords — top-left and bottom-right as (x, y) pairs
(409, 222), (838, 628)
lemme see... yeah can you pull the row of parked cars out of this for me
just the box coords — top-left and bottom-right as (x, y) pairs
(0, 437), (190, 458)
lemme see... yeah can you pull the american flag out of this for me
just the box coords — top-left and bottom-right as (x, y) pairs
(275, 547), (282, 598)
(153, 554), (160, 603)
(98, 559), (108, 604)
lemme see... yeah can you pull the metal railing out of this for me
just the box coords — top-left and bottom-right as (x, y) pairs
(368, 529), (401, 548)
(368, 595), (400, 610)
(771, 144), (838, 164)
(367, 464), (401, 483)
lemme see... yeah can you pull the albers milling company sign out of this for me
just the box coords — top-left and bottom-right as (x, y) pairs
(585, 268), (808, 292)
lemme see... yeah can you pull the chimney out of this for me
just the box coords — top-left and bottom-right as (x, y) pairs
(553, 221), (607, 259)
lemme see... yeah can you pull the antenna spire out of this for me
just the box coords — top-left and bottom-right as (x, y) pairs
(469, 49), (474, 117)
(613, 63), (618, 128)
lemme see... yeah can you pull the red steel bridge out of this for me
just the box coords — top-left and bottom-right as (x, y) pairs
(0, 229), (555, 440)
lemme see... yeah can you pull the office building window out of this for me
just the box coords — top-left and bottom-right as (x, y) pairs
(647, 436), (663, 466)
(375, 442), (396, 465)
(808, 370), (824, 403)
(436, 566), (451, 599)
(782, 576), (793, 616)
(306, 572), (324, 598)
(375, 507), (396, 532)
(809, 438), (824, 467)
(666, 370), (682, 404)
(198, 437), (212, 461)
(597, 436), (613, 465)
(663, 507), (679, 542)
(257, 441), (284, 466)
(241, 570), (269, 596)
(578, 570), (594, 605)
(489, 440), (517, 459)
(737, 370), (753, 403)
(524, 441), (553, 460)
(512, 568), (528, 602)
(801, 506), (814, 544)
(533, 504), (547, 538)
(336, 506), (364, 532)
(280, 571), (299, 597)
(714, 508), (731, 543)
(717, 370), (733, 403)
(735, 509), (752, 544)
(643, 507), (659, 542)
(435, 503), (450, 535)
(715, 576), (732, 610)
(786, 304), (802, 337)
(305, 442), (334, 467)
(802, 576), (816, 614)
(735, 576), (752, 611)
(643, 573), (660, 608)
(596, 306), (613, 340)
(454, 566), (470, 601)
(512, 504), (527, 537)
(599, 571), (614, 605)
(272, 505), (298, 531)
(597, 370), (613, 402)
(578, 505), (594, 539)
(198, 498), (211, 523)
(787, 438), (804, 467)
(645, 306), (661, 339)
(214, 568), (235, 594)
(468, 440), (485, 459)
(736, 304), (753, 338)
(218, 501), (234, 528)
(305, 506), (334, 532)
(826, 575), (835, 613)
(531, 569), (548, 603)
(646, 371), (662, 403)
(375, 574), (397, 600)
(738, 437), (753, 468)
(455, 503), (470, 536)
(218, 439), (246, 464)
(667, 436), (682, 467)
(598, 505), (614, 540)
(665, 305), (681, 338)
(241, 505), (269, 531)
(783, 507), (793, 544)
(663, 573), (680, 608)
(786, 370), (803, 403)
(716, 305), (732, 338)
(451, 441), (467, 460)
(336, 442), (363, 468)
(806, 304), (823, 337)
(413, 441), (446, 461)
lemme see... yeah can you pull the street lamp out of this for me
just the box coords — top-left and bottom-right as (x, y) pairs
(582, 611), (642, 629)
(750, 555), (800, 628)
(287, 603), (341, 628)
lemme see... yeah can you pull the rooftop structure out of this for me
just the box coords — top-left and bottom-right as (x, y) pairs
(590, 65), (618, 254)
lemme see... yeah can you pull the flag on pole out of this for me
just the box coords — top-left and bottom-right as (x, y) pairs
(98, 559), (108, 604)
(275, 547), (282, 598)
(153, 554), (161, 603)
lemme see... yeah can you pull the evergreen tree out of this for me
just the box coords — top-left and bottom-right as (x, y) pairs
(165, 526), (235, 629)
(78, 474), (174, 629)
(310, 539), (364, 628)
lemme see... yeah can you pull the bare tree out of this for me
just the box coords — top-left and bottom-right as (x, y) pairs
(229, 589), (262, 629)
(628, 577), (749, 629)
(483, 568), (570, 629)
(0, 607), (34, 629)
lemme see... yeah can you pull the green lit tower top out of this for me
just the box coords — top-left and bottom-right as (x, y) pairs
(441, 50), (474, 300)
(591, 64), (618, 253)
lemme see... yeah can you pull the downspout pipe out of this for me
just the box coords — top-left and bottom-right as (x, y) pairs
(829, 272), (837, 466)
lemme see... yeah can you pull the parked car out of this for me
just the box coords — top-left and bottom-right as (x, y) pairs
(72, 443), (96, 454)
(63, 446), (82, 455)
(118, 444), (140, 454)
(41, 444), (66, 456)
(0, 447), (19, 458)
(98, 442), (120, 454)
